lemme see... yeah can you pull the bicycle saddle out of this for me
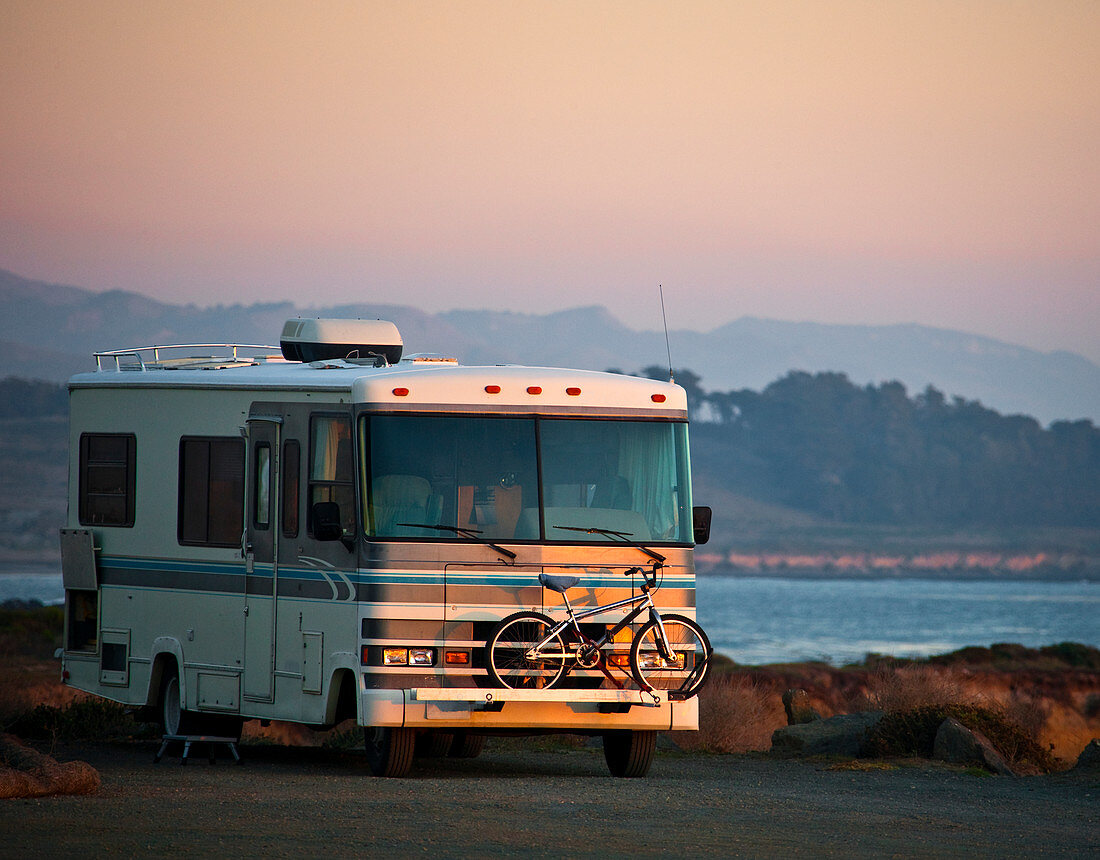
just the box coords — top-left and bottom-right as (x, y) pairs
(538, 573), (580, 593)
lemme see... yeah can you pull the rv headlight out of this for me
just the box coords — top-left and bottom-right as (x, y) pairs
(636, 651), (686, 670)
(408, 648), (434, 666)
(383, 648), (409, 666)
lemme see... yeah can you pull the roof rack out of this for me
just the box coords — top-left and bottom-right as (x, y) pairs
(93, 343), (282, 372)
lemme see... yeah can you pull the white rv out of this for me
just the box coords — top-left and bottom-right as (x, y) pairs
(60, 319), (709, 777)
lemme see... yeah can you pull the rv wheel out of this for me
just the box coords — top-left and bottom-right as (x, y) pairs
(448, 732), (485, 759)
(364, 727), (416, 777)
(415, 731), (454, 758)
(603, 729), (656, 778)
(159, 667), (194, 736)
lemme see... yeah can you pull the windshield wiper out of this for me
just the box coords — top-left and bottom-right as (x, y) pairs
(551, 524), (666, 564)
(396, 523), (517, 561)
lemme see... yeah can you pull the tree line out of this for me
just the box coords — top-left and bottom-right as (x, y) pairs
(642, 367), (1100, 528)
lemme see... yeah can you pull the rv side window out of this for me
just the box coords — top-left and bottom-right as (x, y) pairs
(282, 439), (300, 538)
(178, 437), (245, 547)
(254, 443), (271, 529)
(309, 415), (354, 536)
(78, 433), (136, 527)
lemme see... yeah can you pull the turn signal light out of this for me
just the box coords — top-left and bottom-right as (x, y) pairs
(444, 650), (470, 665)
(607, 653), (631, 668)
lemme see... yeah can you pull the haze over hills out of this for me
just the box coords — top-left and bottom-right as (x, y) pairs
(2, 267), (1098, 425)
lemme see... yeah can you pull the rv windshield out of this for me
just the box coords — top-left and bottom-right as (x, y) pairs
(359, 415), (692, 544)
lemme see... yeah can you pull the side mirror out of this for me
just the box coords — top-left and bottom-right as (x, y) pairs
(312, 501), (355, 551)
(692, 506), (712, 546)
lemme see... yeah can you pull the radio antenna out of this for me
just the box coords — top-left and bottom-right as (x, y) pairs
(659, 284), (674, 383)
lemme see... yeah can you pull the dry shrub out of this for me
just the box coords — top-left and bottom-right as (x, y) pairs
(0, 733), (100, 798)
(673, 674), (783, 753)
(0, 606), (64, 660)
(6, 698), (150, 748)
(858, 664), (975, 714)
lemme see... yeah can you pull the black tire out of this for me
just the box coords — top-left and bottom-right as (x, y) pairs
(603, 730), (656, 778)
(415, 731), (454, 758)
(630, 614), (711, 698)
(448, 732), (485, 759)
(364, 727), (416, 777)
(487, 611), (567, 690)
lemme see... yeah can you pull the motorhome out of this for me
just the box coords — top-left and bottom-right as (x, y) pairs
(60, 319), (709, 777)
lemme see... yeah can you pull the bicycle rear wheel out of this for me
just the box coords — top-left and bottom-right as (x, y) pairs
(487, 611), (568, 690)
(630, 614), (711, 698)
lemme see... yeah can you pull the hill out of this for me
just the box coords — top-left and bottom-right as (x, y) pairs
(2, 267), (1098, 424)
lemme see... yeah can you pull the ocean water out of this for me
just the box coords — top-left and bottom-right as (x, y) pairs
(2, 569), (1096, 666)
(696, 576), (1099, 665)
(0, 567), (64, 606)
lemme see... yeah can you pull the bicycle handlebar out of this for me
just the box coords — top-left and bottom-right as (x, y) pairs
(622, 564), (661, 590)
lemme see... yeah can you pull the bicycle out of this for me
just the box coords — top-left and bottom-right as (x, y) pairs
(485, 563), (712, 701)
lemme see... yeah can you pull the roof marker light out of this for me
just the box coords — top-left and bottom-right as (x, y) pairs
(485, 385), (501, 394)
(392, 387), (410, 397)
(651, 393), (666, 403)
(566, 387), (581, 396)
(527, 386), (542, 395)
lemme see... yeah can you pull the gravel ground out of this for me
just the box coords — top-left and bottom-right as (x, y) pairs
(2, 739), (1096, 858)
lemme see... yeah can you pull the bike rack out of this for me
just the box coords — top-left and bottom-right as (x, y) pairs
(411, 688), (663, 708)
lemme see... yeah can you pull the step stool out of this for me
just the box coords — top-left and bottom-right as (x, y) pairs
(154, 734), (242, 765)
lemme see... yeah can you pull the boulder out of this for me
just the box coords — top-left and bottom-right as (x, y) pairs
(771, 711), (884, 757)
(1072, 738), (1100, 772)
(782, 689), (822, 725)
(932, 717), (1016, 776)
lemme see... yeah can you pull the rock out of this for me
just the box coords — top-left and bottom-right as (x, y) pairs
(782, 689), (822, 725)
(1072, 738), (1100, 772)
(771, 711), (884, 757)
(932, 718), (1016, 776)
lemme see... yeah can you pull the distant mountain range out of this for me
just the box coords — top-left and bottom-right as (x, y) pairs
(2, 267), (1097, 424)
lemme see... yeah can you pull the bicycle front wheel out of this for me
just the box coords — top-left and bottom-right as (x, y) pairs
(487, 611), (568, 690)
(630, 614), (711, 698)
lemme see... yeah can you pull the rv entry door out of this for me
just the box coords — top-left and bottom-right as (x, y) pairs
(244, 417), (280, 701)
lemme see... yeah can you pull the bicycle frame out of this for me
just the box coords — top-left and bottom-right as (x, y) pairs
(528, 568), (678, 667)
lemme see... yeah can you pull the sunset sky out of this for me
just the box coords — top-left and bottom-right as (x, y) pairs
(2, 1), (1098, 361)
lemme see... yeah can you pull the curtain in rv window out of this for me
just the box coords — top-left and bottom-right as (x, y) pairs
(309, 415), (355, 535)
(79, 433), (136, 527)
(178, 437), (245, 547)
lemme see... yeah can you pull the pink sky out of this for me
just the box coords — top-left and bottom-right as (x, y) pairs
(2, 1), (1098, 361)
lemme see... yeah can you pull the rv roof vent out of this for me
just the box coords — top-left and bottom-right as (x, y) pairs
(280, 319), (403, 364)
